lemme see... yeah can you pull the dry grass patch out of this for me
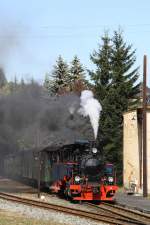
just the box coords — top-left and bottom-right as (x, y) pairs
(0, 210), (64, 225)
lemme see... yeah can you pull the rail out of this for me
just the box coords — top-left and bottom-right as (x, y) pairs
(0, 192), (146, 225)
(85, 202), (150, 225)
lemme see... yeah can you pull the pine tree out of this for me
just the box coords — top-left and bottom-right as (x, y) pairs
(30, 77), (35, 85)
(14, 76), (18, 91)
(89, 33), (112, 101)
(21, 78), (25, 88)
(89, 30), (140, 181)
(107, 30), (140, 176)
(69, 55), (86, 91)
(111, 30), (140, 109)
(0, 68), (7, 88)
(90, 32), (116, 170)
(70, 56), (85, 82)
(7, 76), (18, 93)
(8, 81), (15, 93)
(44, 56), (70, 95)
(44, 73), (50, 91)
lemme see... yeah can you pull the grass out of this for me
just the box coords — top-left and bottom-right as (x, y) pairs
(0, 210), (64, 225)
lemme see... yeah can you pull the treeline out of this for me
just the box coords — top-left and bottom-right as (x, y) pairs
(0, 68), (37, 95)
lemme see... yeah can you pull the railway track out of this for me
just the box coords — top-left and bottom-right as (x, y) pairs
(0, 192), (147, 225)
(85, 202), (150, 225)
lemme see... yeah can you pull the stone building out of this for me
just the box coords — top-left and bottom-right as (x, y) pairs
(123, 106), (150, 194)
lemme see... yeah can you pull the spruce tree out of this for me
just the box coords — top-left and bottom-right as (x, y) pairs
(89, 32), (113, 163)
(69, 55), (86, 91)
(0, 68), (7, 88)
(89, 33), (112, 101)
(30, 77), (35, 85)
(14, 76), (18, 91)
(89, 30), (140, 181)
(111, 30), (140, 109)
(21, 78), (25, 88)
(107, 30), (140, 176)
(44, 73), (51, 92)
(44, 56), (69, 95)
(70, 56), (85, 82)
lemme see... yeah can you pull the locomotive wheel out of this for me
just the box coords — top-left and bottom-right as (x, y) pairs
(71, 199), (82, 204)
(71, 199), (79, 204)
(108, 199), (116, 204)
(93, 200), (100, 205)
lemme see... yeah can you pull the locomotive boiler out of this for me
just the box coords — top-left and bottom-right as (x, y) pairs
(80, 147), (103, 179)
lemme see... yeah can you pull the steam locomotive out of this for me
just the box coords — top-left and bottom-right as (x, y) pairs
(51, 140), (118, 201)
(3, 140), (118, 202)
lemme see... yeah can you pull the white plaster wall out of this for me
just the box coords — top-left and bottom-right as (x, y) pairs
(123, 109), (150, 194)
(123, 110), (140, 190)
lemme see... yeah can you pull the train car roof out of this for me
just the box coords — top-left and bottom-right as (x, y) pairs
(4, 140), (92, 158)
(41, 139), (91, 153)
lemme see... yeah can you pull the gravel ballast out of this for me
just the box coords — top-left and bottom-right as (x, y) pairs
(0, 198), (107, 225)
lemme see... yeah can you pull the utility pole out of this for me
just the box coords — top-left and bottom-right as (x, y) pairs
(36, 128), (41, 199)
(38, 151), (41, 198)
(143, 55), (147, 197)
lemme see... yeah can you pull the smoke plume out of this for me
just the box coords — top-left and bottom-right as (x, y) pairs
(0, 26), (20, 68)
(78, 90), (102, 139)
(0, 85), (94, 157)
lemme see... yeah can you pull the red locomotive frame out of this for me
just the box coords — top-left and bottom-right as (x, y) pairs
(51, 162), (118, 202)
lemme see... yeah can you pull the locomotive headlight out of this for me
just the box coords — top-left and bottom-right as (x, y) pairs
(108, 177), (114, 183)
(92, 148), (97, 154)
(74, 176), (80, 182)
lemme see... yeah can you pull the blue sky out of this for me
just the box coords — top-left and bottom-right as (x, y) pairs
(0, 0), (150, 85)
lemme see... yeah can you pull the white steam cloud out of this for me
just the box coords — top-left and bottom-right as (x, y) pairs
(78, 90), (102, 139)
